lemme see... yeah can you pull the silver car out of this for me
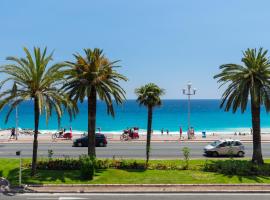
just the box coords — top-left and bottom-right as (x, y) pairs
(204, 139), (245, 157)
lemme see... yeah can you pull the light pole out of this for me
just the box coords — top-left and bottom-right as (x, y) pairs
(16, 150), (22, 186)
(182, 82), (196, 133)
(15, 105), (18, 140)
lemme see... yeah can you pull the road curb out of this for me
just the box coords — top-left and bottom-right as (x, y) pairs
(22, 184), (270, 193)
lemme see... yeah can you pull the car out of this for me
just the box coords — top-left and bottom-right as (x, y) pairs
(73, 134), (108, 147)
(204, 139), (245, 157)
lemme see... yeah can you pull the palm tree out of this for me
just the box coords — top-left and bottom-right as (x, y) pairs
(63, 48), (127, 157)
(135, 83), (165, 164)
(0, 47), (77, 175)
(214, 48), (270, 165)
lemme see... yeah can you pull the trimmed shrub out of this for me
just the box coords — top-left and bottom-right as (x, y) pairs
(35, 158), (81, 170)
(203, 160), (270, 176)
(182, 147), (190, 170)
(79, 155), (95, 180)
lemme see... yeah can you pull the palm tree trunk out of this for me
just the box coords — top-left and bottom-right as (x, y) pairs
(31, 97), (39, 176)
(88, 88), (97, 157)
(251, 99), (264, 165)
(146, 106), (153, 164)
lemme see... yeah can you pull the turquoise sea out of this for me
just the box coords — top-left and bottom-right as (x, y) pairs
(1, 100), (270, 133)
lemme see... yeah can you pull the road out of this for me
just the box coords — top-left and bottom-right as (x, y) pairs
(1, 142), (270, 158)
(2, 193), (270, 200)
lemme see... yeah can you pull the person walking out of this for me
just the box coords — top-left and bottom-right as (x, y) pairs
(9, 128), (15, 139)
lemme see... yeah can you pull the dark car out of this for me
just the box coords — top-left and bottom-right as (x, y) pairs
(73, 134), (107, 147)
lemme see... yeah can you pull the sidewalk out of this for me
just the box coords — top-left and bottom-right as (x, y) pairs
(1, 131), (270, 143)
(20, 184), (270, 193)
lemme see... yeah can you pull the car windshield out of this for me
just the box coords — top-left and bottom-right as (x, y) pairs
(210, 140), (221, 147)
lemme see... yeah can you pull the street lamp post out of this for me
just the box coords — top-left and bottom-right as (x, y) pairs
(15, 105), (18, 140)
(182, 82), (196, 134)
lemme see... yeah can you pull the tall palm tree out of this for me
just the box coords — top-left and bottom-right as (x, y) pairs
(0, 47), (77, 175)
(214, 48), (270, 165)
(63, 48), (127, 157)
(135, 83), (165, 164)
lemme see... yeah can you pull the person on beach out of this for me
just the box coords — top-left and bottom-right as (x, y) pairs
(10, 128), (15, 139)
(166, 129), (169, 135)
(58, 128), (65, 137)
(179, 126), (182, 139)
(161, 128), (164, 135)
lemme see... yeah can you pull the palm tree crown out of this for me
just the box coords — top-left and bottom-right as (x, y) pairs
(135, 83), (165, 108)
(0, 47), (77, 123)
(214, 48), (270, 113)
(63, 48), (127, 116)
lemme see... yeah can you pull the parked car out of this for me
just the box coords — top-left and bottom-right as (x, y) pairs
(73, 134), (107, 147)
(204, 139), (245, 157)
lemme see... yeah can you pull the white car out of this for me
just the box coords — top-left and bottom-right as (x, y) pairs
(204, 139), (245, 157)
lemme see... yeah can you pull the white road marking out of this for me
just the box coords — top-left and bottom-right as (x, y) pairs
(27, 198), (57, 200)
(59, 197), (88, 200)
(27, 197), (87, 200)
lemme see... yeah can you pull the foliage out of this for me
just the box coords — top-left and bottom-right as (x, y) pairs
(34, 158), (81, 170)
(182, 147), (190, 170)
(135, 83), (165, 108)
(63, 48), (127, 116)
(5, 158), (270, 185)
(0, 47), (77, 124)
(33, 158), (194, 171)
(79, 155), (95, 180)
(213, 48), (270, 113)
(47, 149), (54, 160)
(203, 160), (270, 176)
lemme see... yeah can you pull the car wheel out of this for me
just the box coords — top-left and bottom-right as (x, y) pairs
(212, 151), (219, 157)
(120, 136), (123, 141)
(77, 142), (82, 147)
(99, 142), (104, 147)
(237, 151), (244, 157)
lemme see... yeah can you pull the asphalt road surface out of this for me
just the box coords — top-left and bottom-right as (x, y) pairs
(1, 142), (270, 159)
(2, 193), (270, 200)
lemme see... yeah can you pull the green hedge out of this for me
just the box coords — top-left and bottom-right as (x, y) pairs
(203, 159), (270, 176)
(31, 158), (191, 170)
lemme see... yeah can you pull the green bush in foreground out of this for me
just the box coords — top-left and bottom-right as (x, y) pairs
(182, 147), (190, 170)
(30, 157), (270, 177)
(203, 159), (270, 176)
(33, 158), (81, 170)
(79, 155), (95, 180)
(5, 158), (270, 185)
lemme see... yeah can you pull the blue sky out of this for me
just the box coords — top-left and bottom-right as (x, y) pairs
(1, 0), (270, 99)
